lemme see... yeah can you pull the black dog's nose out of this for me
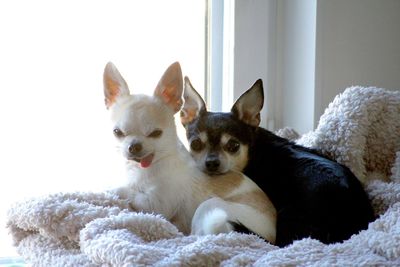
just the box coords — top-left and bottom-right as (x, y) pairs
(205, 155), (220, 172)
(128, 142), (143, 155)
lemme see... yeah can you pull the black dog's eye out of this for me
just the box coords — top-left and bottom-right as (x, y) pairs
(224, 139), (240, 153)
(148, 129), (163, 138)
(190, 138), (204, 152)
(113, 128), (124, 138)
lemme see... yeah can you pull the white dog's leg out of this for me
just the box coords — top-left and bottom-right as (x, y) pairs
(191, 197), (275, 243)
(191, 197), (231, 235)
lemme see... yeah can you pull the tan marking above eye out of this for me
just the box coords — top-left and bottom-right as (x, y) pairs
(198, 131), (208, 142)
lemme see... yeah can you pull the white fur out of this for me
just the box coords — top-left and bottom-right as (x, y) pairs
(197, 207), (232, 235)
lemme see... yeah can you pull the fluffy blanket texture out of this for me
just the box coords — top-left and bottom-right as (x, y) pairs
(7, 86), (400, 266)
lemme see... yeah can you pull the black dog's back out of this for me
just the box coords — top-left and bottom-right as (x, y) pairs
(246, 127), (375, 246)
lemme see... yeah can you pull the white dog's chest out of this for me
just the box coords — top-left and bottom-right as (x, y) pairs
(132, 190), (153, 212)
(130, 180), (189, 221)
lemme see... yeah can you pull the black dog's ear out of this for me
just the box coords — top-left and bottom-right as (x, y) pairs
(180, 76), (207, 125)
(231, 79), (264, 127)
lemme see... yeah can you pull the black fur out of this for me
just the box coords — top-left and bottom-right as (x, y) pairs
(229, 221), (259, 237)
(186, 111), (375, 247)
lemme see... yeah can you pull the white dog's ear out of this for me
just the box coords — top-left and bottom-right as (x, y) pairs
(180, 77), (207, 125)
(154, 62), (183, 113)
(103, 62), (130, 109)
(231, 79), (264, 127)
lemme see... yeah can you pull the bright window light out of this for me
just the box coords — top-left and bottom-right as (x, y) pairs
(0, 0), (205, 257)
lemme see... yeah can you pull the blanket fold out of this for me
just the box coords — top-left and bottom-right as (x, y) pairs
(7, 86), (400, 266)
(296, 86), (400, 184)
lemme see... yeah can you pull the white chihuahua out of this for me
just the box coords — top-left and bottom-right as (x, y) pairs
(103, 61), (276, 243)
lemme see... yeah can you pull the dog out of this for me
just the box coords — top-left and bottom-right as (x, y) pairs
(102, 62), (276, 243)
(180, 77), (375, 247)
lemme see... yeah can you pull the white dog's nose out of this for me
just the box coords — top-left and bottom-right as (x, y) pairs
(128, 142), (143, 155)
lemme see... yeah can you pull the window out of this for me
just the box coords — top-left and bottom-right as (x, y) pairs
(0, 0), (206, 257)
(206, 0), (235, 112)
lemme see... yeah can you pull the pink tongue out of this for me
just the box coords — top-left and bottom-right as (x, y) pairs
(140, 154), (154, 168)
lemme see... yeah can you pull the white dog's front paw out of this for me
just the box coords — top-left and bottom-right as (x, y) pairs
(109, 186), (139, 211)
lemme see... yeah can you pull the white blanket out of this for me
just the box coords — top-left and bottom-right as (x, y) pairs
(7, 86), (400, 266)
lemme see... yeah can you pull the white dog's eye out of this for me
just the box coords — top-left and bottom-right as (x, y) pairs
(148, 129), (163, 138)
(224, 139), (240, 153)
(113, 128), (124, 138)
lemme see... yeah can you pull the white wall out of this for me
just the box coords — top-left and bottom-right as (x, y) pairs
(229, 0), (400, 133)
(315, 0), (400, 122)
(232, 0), (276, 129)
(276, 0), (316, 134)
(231, 0), (317, 133)
(275, 0), (400, 133)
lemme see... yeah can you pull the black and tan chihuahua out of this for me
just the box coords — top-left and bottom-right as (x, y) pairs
(180, 77), (375, 247)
